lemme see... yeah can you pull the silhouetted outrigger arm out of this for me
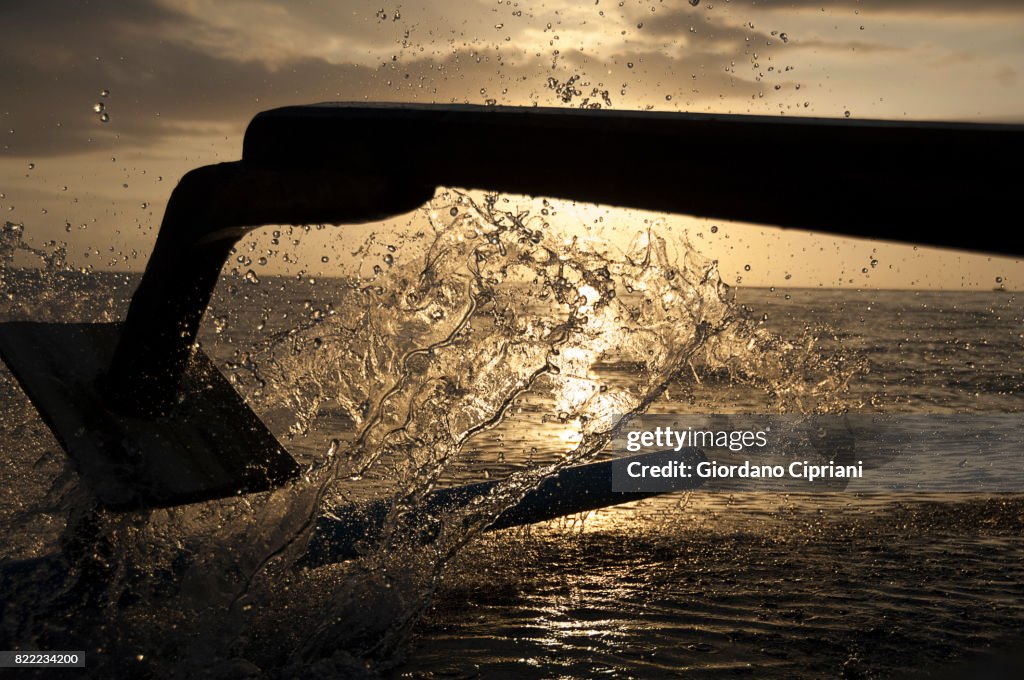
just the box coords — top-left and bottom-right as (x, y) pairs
(0, 105), (1021, 556)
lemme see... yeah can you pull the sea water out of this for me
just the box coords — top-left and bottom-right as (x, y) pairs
(1, 194), (1022, 678)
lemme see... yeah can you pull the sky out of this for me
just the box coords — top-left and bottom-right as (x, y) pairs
(2, 0), (1022, 288)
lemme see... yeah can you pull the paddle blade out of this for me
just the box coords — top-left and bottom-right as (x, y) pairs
(0, 322), (299, 510)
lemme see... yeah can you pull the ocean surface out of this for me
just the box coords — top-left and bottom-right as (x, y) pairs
(1, 209), (1023, 678)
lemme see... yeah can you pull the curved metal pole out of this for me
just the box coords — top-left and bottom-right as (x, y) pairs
(103, 162), (433, 415)
(246, 104), (1024, 256)
(104, 105), (1024, 416)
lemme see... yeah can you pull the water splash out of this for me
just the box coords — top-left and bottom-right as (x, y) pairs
(0, 193), (859, 676)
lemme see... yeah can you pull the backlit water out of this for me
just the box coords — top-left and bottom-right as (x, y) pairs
(1, 195), (1022, 677)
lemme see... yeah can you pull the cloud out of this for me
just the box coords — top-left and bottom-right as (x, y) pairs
(749, 0), (1024, 12)
(0, 0), (777, 157)
(1, 0), (1020, 158)
(791, 39), (905, 54)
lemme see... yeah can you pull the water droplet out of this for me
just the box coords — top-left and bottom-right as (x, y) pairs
(244, 269), (260, 284)
(710, 225), (718, 233)
(689, 0), (700, 6)
(844, 110), (851, 118)
(383, 254), (394, 266)
(100, 113), (110, 123)
(92, 102), (105, 114)
(996, 276), (1004, 284)
(449, 207), (459, 216)
(870, 259), (878, 268)
(101, 88), (110, 97)
(321, 256), (329, 263)
(780, 32), (789, 43)
(27, 162), (35, 170)
(744, 264), (751, 271)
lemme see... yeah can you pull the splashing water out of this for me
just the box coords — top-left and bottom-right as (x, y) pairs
(0, 193), (858, 676)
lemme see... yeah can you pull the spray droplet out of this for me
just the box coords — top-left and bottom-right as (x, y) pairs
(27, 162), (35, 170)
(710, 225), (718, 233)
(100, 113), (110, 123)
(93, 102), (105, 114)
(744, 264), (751, 271)
(689, 0), (700, 6)
(321, 256), (329, 263)
(780, 32), (789, 43)
(449, 207), (459, 216)
(844, 110), (851, 118)
(244, 269), (260, 284)
(101, 88), (110, 97)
